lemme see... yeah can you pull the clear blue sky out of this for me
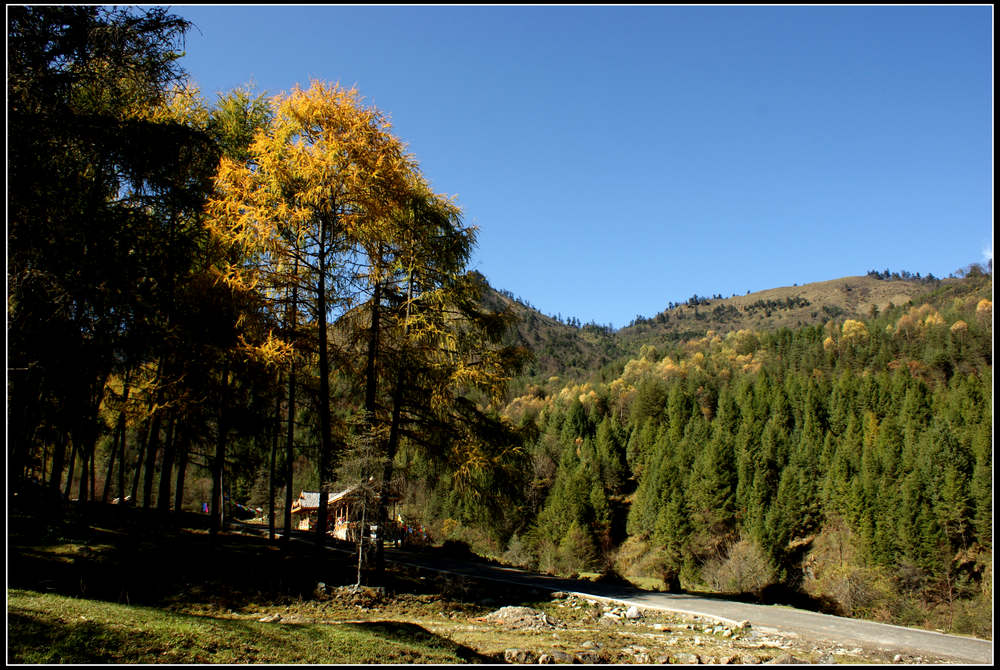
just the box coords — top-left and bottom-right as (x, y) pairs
(172, 5), (993, 329)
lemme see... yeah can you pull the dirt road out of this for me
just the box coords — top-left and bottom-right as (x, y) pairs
(384, 548), (993, 664)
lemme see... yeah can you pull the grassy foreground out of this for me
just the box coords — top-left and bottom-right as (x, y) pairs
(8, 588), (481, 664)
(6, 495), (496, 664)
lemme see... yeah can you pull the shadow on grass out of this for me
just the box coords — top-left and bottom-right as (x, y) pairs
(8, 500), (365, 611)
(8, 596), (496, 664)
(339, 621), (498, 663)
(7, 612), (129, 664)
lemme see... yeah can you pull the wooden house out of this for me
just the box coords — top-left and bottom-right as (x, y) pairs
(289, 488), (402, 542)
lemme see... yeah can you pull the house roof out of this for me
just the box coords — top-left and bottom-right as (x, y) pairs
(292, 485), (398, 513)
(296, 491), (321, 510)
(330, 486), (358, 503)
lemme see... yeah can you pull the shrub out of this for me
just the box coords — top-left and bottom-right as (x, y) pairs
(554, 521), (599, 575)
(701, 538), (776, 595)
(501, 532), (534, 569)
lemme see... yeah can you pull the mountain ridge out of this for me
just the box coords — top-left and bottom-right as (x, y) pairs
(481, 271), (982, 385)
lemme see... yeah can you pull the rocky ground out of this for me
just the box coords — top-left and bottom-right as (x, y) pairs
(174, 574), (957, 664)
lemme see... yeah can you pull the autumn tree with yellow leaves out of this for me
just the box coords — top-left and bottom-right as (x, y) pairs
(209, 80), (526, 554)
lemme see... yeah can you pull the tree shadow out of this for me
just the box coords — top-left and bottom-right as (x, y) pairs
(8, 502), (368, 611)
(9, 600), (496, 664)
(339, 621), (497, 663)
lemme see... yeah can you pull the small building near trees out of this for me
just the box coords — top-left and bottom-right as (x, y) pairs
(290, 488), (406, 543)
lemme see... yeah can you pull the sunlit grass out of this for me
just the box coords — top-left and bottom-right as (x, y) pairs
(8, 589), (487, 664)
(627, 575), (667, 591)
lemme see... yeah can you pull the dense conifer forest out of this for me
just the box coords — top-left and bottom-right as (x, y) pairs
(8, 6), (992, 638)
(437, 270), (993, 635)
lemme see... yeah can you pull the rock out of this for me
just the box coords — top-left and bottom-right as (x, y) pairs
(892, 655), (903, 663)
(574, 651), (601, 664)
(671, 652), (701, 664)
(485, 606), (561, 630)
(580, 641), (598, 649)
(634, 653), (652, 664)
(537, 654), (554, 664)
(625, 606), (642, 620)
(551, 592), (567, 599)
(740, 654), (762, 665)
(257, 613), (281, 623)
(721, 654), (741, 664)
(504, 648), (538, 664)
(652, 623), (671, 631)
(547, 650), (576, 664)
(655, 656), (672, 664)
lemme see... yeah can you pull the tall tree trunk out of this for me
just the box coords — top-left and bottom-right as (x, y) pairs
(210, 360), (232, 547)
(173, 433), (189, 513)
(133, 361), (163, 505)
(157, 416), (177, 512)
(269, 378), (281, 541)
(315, 214), (333, 549)
(375, 375), (405, 580)
(117, 407), (129, 504)
(129, 380), (161, 504)
(129, 424), (145, 504)
(89, 437), (97, 502)
(77, 440), (89, 503)
(356, 495), (368, 586)
(50, 431), (67, 493)
(81, 441), (91, 503)
(64, 441), (77, 500)
(103, 390), (129, 504)
(102, 422), (121, 503)
(364, 275), (382, 421)
(141, 408), (163, 509)
(374, 270), (413, 581)
(283, 268), (299, 549)
(78, 369), (110, 505)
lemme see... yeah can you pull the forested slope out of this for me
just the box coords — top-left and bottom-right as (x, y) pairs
(422, 270), (992, 638)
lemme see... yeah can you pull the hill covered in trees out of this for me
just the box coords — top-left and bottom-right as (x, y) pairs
(424, 268), (993, 638)
(480, 269), (976, 389)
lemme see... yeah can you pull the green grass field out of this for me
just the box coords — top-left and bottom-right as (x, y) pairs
(8, 588), (483, 664)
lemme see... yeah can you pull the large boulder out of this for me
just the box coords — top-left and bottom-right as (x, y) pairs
(504, 648), (538, 664)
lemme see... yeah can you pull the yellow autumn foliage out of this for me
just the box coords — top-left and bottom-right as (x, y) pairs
(841, 319), (869, 342)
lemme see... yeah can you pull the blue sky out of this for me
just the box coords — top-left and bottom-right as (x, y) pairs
(172, 5), (993, 329)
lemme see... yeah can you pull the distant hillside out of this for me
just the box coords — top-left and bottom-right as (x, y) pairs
(480, 282), (623, 383)
(617, 274), (949, 349)
(484, 271), (986, 387)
